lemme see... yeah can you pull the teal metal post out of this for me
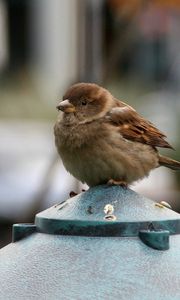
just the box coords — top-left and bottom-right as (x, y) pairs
(0, 185), (180, 300)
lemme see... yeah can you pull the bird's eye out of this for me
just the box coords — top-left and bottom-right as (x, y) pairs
(81, 100), (87, 106)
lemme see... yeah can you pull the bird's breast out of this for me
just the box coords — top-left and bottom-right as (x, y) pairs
(54, 120), (107, 148)
(54, 120), (159, 186)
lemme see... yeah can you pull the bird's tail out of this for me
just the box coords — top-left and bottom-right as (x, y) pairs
(159, 155), (180, 170)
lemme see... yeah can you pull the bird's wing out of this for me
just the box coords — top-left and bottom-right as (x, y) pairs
(107, 102), (173, 149)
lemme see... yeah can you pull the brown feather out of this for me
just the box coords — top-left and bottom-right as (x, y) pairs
(107, 105), (173, 149)
(159, 155), (180, 170)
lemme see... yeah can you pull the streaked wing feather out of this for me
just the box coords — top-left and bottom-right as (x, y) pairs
(107, 105), (173, 149)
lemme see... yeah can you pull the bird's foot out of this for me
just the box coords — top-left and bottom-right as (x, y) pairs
(107, 179), (128, 188)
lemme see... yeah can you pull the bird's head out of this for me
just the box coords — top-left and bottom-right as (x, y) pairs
(56, 83), (114, 123)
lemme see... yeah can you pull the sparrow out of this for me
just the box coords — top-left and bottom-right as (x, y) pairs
(54, 82), (180, 187)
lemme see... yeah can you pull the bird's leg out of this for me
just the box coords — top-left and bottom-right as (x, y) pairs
(107, 179), (128, 188)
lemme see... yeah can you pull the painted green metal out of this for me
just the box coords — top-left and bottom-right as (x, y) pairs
(12, 224), (36, 242)
(35, 185), (180, 240)
(0, 185), (180, 300)
(139, 230), (170, 250)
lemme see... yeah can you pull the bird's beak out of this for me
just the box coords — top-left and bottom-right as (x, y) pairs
(56, 99), (76, 113)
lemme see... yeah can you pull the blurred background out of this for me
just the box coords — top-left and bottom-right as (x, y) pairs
(0, 0), (180, 248)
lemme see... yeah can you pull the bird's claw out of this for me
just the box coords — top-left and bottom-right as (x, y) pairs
(107, 179), (128, 188)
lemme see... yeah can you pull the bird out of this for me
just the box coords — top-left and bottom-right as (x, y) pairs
(54, 82), (180, 187)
